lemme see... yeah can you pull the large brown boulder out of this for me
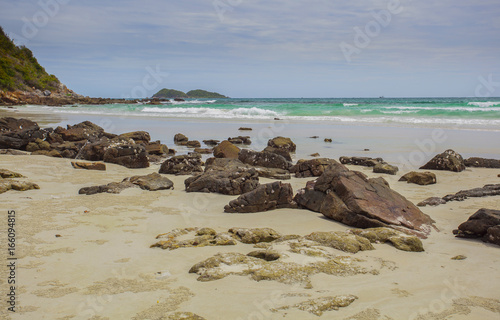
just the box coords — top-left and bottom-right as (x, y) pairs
(145, 141), (169, 155)
(159, 154), (203, 175)
(0, 117), (39, 132)
(399, 172), (436, 185)
(290, 158), (337, 178)
(464, 157), (500, 168)
(420, 149), (465, 172)
(184, 167), (259, 195)
(0, 118), (46, 150)
(213, 140), (240, 159)
(262, 146), (292, 161)
(55, 121), (106, 142)
(238, 149), (291, 170)
(453, 209), (500, 246)
(79, 173), (173, 195)
(103, 143), (149, 168)
(294, 161), (435, 238)
(174, 133), (188, 145)
(224, 181), (296, 213)
(268, 136), (296, 152)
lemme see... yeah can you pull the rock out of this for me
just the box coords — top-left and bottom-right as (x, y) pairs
(203, 139), (220, 146)
(349, 228), (424, 252)
(268, 136), (296, 152)
(185, 167), (259, 195)
(290, 158), (338, 178)
(417, 197), (447, 207)
(151, 228), (236, 250)
(294, 162), (435, 238)
(186, 140), (201, 148)
(103, 143), (149, 168)
(247, 250), (280, 261)
(43, 90), (51, 96)
(339, 156), (384, 167)
(238, 149), (291, 170)
(71, 161), (106, 171)
(399, 172), (437, 185)
(324, 138), (332, 143)
(31, 149), (63, 158)
(305, 231), (374, 253)
(166, 312), (206, 320)
(159, 154), (203, 175)
(205, 157), (291, 180)
(229, 227), (282, 244)
(55, 121), (105, 142)
(79, 173), (173, 195)
(224, 181), (296, 213)
(193, 148), (212, 154)
(213, 140), (240, 159)
(128, 173), (174, 191)
(26, 138), (51, 152)
(0, 180), (40, 194)
(228, 136), (251, 145)
(145, 141), (169, 155)
(239, 127), (252, 131)
(420, 149), (466, 172)
(451, 255), (467, 260)
(262, 146), (292, 161)
(0, 169), (24, 178)
(309, 136), (319, 139)
(498, 174), (500, 178)
(453, 209), (500, 246)
(117, 131), (150, 144)
(0, 149), (30, 155)
(174, 133), (188, 145)
(310, 153), (320, 157)
(0, 117), (39, 132)
(464, 157), (500, 168)
(373, 163), (399, 175)
(274, 295), (358, 316)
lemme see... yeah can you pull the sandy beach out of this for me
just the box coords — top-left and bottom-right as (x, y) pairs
(1, 150), (500, 319)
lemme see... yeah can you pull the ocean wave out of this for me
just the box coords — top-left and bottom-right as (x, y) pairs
(141, 106), (280, 118)
(343, 103), (359, 107)
(467, 101), (500, 108)
(383, 106), (500, 112)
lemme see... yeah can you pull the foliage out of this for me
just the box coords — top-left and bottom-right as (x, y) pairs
(0, 26), (61, 92)
(186, 89), (227, 98)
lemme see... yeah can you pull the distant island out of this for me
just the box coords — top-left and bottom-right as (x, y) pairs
(153, 88), (228, 99)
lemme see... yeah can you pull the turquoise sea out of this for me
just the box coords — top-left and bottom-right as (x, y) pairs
(15, 97), (500, 130)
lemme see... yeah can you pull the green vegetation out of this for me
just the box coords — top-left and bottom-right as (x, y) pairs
(186, 89), (227, 99)
(153, 88), (228, 99)
(0, 26), (60, 92)
(152, 88), (188, 99)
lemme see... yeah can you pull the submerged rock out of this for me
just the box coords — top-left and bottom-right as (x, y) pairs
(305, 231), (374, 253)
(229, 227), (282, 244)
(294, 161), (434, 238)
(273, 295), (358, 316)
(151, 228), (237, 250)
(399, 171), (436, 185)
(224, 181), (296, 213)
(420, 149), (466, 172)
(349, 227), (424, 252)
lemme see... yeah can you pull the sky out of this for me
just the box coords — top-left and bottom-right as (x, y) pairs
(1, 0), (499, 98)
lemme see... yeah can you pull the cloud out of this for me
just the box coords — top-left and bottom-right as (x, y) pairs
(1, 0), (499, 97)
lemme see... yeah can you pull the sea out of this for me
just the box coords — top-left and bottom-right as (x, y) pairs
(2, 97), (500, 168)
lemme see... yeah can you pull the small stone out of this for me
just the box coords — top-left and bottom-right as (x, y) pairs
(451, 255), (467, 260)
(309, 136), (319, 139)
(324, 138), (332, 143)
(55, 234), (62, 238)
(364, 149), (370, 151)
(238, 127), (252, 131)
(310, 153), (320, 157)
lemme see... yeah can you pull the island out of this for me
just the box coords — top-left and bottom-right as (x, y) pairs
(153, 88), (228, 99)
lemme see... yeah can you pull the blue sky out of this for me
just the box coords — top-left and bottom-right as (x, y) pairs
(1, 0), (499, 98)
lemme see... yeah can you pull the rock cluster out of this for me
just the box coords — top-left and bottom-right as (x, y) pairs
(159, 154), (203, 175)
(290, 158), (338, 178)
(0, 169), (39, 194)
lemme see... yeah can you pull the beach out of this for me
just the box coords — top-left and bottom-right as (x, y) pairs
(1, 108), (500, 320)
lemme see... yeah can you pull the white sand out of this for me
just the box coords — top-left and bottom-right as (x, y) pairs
(1, 154), (500, 320)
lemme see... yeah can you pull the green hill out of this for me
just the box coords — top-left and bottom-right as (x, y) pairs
(0, 26), (61, 92)
(153, 88), (227, 99)
(186, 89), (227, 99)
